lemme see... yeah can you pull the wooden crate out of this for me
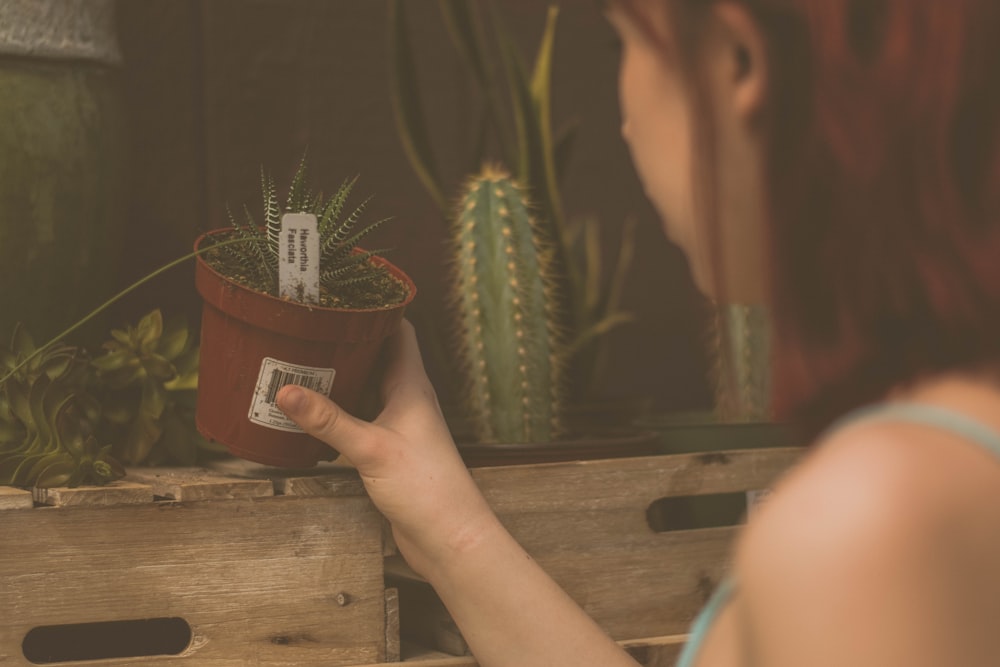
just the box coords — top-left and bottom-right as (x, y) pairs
(0, 464), (389, 667)
(387, 447), (802, 658)
(0, 446), (800, 667)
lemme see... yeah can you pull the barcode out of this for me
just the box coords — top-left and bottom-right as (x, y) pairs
(264, 369), (324, 405)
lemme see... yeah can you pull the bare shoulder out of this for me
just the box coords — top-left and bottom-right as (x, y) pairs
(731, 416), (1000, 666)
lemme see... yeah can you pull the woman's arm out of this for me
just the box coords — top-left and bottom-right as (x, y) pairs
(277, 321), (638, 667)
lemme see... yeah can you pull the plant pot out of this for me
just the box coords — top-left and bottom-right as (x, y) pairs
(193, 229), (416, 467)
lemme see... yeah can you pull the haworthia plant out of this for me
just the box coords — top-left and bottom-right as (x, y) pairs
(209, 156), (396, 303)
(451, 166), (564, 443)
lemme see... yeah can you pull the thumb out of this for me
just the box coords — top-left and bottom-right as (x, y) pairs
(276, 385), (373, 461)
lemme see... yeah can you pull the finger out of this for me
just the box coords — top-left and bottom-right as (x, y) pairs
(378, 321), (444, 424)
(276, 385), (374, 461)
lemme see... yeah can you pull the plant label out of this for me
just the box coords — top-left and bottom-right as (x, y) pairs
(249, 357), (336, 431)
(279, 213), (320, 304)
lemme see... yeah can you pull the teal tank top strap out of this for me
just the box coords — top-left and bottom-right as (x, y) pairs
(674, 577), (737, 667)
(823, 401), (1000, 462)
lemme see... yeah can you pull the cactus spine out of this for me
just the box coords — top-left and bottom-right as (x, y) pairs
(451, 166), (563, 443)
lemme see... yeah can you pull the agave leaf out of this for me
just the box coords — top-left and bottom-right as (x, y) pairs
(388, 0), (447, 209)
(110, 327), (132, 346)
(140, 377), (168, 420)
(53, 394), (90, 457)
(135, 309), (164, 354)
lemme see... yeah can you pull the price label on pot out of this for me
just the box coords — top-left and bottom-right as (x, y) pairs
(279, 212), (320, 304)
(249, 357), (336, 432)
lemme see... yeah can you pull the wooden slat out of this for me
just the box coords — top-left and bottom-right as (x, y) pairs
(0, 486), (32, 510)
(0, 495), (386, 666)
(32, 481), (154, 507)
(126, 467), (274, 501)
(468, 448), (802, 512)
(205, 458), (366, 497)
(364, 635), (688, 667)
(385, 587), (401, 663)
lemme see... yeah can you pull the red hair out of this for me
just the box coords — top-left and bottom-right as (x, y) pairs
(620, 0), (1000, 436)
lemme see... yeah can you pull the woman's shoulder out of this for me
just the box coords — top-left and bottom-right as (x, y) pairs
(729, 382), (1000, 664)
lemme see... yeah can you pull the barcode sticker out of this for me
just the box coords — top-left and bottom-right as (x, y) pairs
(248, 357), (336, 432)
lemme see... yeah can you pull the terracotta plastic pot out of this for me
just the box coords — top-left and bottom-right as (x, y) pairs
(194, 229), (416, 467)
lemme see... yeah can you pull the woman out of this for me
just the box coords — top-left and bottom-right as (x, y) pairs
(277, 1), (1000, 664)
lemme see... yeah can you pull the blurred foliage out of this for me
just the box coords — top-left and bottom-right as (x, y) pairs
(0, 309), (219, 489)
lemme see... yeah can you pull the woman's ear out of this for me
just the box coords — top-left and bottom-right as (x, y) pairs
(706, 2), (768, 121)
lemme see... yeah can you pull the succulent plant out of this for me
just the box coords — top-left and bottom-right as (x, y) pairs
(92, 309), (218, 466)
(450, 165), (564, 443)
(0, 324), (123, 488)
(203, 156), (408, 309)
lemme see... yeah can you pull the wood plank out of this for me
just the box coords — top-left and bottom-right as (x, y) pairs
(468, 448), (802, 512)
(385, 587), (401, 663)
(0, 495), (385, 666)
(378, 635), (687, 666)
(205, 457), (367, 497)
(0, 486), (33, 510)
(32, 481), (154, 507)
(126, 467), (274, 501)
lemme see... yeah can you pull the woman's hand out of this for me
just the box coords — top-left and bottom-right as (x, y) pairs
(275, 320), (497, 579)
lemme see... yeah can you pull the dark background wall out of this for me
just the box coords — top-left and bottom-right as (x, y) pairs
(112, 0), (712, 414)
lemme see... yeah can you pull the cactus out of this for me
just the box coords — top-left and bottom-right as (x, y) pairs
(451, 165), (564, 443)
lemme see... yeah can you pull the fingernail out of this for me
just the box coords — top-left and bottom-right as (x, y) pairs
(278, 386), (305, 414)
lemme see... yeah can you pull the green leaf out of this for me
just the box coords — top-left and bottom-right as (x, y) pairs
(438, 0), (489, 86)
(142, 353), (177, 382)
(34, 457), (78, 489)
(11, 322), (35, 357)
(388, 0), (447, 210)
(110, 328), (133, 346)
(528, 5), (564, 231)
(92, 348), (133, 373)
(136, 309), (164, 353)
(156, 317), (190, 361)
(140, 378), (168, 420)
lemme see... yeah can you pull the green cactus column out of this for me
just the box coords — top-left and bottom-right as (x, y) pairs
(710, 303), (772, 422)
(451, 166), (564, 443)
(0, 0), (125, 341)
